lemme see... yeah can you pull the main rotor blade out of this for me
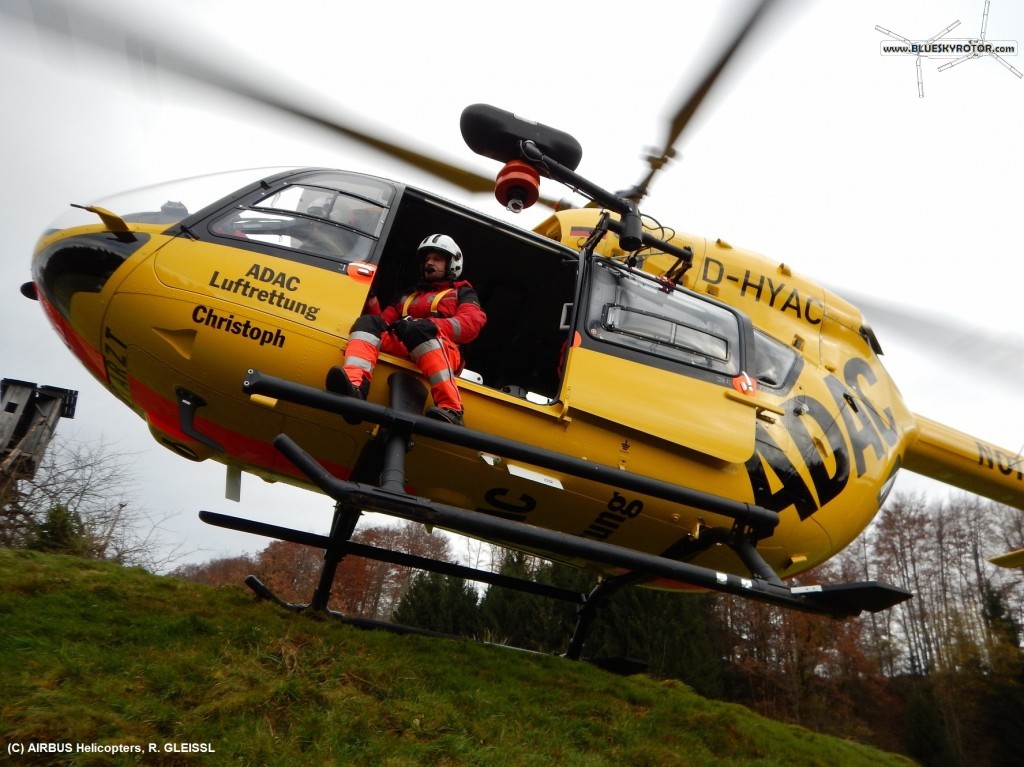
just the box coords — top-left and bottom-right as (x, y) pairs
(628, 0), (775, 203)
(2, 0), (500, 197)
(844, 290), (1023, 377)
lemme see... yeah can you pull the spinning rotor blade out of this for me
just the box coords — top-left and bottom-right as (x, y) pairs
(2, 0), (503, 198)
(844, 290), (1023, 378)
(627, 0), (775, 203)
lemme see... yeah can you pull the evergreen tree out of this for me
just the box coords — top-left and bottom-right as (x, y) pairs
(28, 504), (97, 557)
(978, 676), (1024, 767)
(478, 551), (561, 651)
(900, 677), (952, 767)
(583, 588), (724, 697)
(980, 580), (1023, 672)
(392, 571), (480, 636)
(474, 551), (725, 696)
(530, 561), (596, 651)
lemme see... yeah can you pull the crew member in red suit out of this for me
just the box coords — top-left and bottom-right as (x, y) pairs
(326, 233), (487, 426)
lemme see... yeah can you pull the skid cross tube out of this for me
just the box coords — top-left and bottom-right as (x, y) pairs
(310, 503), (361, 610)
(565, 571), (652, 661)
(243, 369), (780, 534)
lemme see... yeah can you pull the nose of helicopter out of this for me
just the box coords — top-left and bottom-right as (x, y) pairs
(26, 230), (148, 379)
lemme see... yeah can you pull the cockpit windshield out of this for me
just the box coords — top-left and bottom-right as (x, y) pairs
(45, 168), (297, 233)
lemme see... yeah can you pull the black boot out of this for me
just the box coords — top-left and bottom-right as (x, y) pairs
(325, 367), (367, 399)
(425, 407), (464, 427)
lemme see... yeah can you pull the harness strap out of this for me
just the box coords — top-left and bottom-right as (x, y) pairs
(430, 289), (453, 313)
(402, 288), (454, 317)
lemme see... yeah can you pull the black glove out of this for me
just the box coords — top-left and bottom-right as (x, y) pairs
(389, 317), (438, 348)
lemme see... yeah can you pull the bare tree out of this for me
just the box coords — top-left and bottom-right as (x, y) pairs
(1, 435), (181, 570)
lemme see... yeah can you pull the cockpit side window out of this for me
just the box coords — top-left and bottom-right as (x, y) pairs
(752, 330), (799, 388)
(209, 180), (390, 263)
(586, 259), (743, 376)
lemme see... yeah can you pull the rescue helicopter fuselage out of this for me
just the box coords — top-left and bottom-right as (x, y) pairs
(28, 161), (1021, 603)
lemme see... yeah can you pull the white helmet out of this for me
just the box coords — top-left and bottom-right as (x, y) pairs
(417, 233), (463, 279)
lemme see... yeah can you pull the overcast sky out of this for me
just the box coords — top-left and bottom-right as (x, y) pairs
(1, 0), (1021, 569)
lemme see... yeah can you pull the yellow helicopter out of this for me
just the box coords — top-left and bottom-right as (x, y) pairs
(14, 1), (1024, 656)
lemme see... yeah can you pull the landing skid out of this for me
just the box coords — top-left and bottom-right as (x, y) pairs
(200, 369), (911, 663)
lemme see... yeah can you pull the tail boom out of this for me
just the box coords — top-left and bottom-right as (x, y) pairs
(903, 414), (1024, 511)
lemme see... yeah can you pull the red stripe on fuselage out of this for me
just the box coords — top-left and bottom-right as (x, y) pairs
(36, 293), (107, 382)
(129, 378), (353, 483)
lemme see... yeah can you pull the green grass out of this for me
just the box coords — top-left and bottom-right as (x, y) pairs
(0, 549), (917, 766)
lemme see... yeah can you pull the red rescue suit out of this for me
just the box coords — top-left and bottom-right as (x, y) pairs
(341, 281), (487, 411)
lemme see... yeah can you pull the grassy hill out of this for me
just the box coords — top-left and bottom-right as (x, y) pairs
(0, 549), (917, 766)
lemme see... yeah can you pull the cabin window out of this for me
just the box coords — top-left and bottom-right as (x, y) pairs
(587, 259), (742, 376)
